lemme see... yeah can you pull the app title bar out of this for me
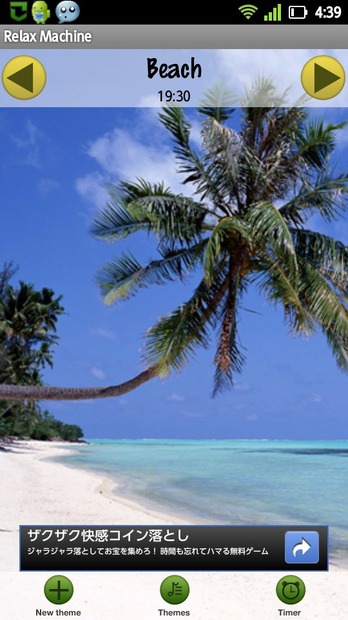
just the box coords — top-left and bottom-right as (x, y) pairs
(1, 25), (348, 50)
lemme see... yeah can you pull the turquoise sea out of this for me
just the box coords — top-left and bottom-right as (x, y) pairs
(53, 439), (348, 565)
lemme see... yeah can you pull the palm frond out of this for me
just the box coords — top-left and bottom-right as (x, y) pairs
(248, 201), (298, 281)
(96, 253), (146, 305)
(280, 173), (348, 225)
(295, 120), (347, 168)
(158, 107), (231, 213)
(212, 275), (246, 396)
(93, 178), (210, 248)
(292, 229), (348, 296)
(241, 77), (292, 108)
(201, 117), (246, 212)
(158, 107), (206, 188)
(143, 269), (230, 373)
(253, 254), (314, 335)
(120, 179), (208, 246)
(91, 187), (152, 241)
(198, 84), (235, 122)
(297, 258), (348, 341)
(324, 328), (348, 371)
(96, 242), (207, 305)
(204, 217), (251, 285)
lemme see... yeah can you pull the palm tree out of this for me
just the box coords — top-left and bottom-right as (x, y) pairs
(0, 282), (64, 385)
(1, 89), (348, 400)
(0, 281), (65, 429)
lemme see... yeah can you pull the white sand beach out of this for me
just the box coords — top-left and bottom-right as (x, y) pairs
(1, 440), (347, 619)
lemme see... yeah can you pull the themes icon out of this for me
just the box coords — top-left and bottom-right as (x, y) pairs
(160, 575), (190, 605)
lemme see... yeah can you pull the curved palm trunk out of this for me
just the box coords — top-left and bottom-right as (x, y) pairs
(0, 366), (158, 401)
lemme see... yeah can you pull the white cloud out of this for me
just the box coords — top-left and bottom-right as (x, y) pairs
(189, 119), (203, 149)
(86, 127), (177, 186)
(90, 367), (106, 380)
(138, 94), (163, 107)
(91, 327), (118, 341)
(229, 403), (246, 412)
(75, 115), (191, 211)
(234, 381), (251, 392)
(75, 171), (109, 210)
(38, 178), (60, 195)
(310, 393), (323, 403)
(168, 392), (185, 402)
(11, 119), (44, 168)
(333, 123), (348, 151)
(12, 119), (40, 148)
(181, 410), (204, 418)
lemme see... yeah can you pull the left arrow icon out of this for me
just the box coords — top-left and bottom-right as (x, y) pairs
(2, 56), (46, 99)
(7, 62), (33, 93)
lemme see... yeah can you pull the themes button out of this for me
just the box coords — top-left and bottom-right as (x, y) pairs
(160, 575), (190, 604)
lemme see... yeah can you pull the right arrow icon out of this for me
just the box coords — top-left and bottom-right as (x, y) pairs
(314, 62), (340, 93)
(285, 530), (320, 565)
(301, 55), (345, 100)
(292, 537), (311, 557)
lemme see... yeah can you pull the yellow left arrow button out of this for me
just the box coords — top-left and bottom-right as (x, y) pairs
(2, 56), (46, 99)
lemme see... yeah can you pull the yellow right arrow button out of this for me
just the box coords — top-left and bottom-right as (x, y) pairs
(301, 55), (345, 100)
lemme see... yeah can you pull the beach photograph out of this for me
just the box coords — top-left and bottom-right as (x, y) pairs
(1, 93), (348, 617)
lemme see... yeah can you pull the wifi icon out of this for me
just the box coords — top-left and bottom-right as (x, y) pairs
(238, 4), (258, 19)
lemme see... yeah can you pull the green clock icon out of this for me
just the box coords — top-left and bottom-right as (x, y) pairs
(276, 575), (306, 605)
(283, 581), (300, 599)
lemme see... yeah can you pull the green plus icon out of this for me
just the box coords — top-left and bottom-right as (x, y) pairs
(160, 575), (190, 605)
(44, 575), (74, 605)
(276, 575), (306, 605)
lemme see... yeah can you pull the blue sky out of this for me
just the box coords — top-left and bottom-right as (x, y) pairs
(1, 106), (348, 439)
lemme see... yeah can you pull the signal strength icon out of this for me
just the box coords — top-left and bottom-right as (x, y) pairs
(238, 4), (259, 19)
(264, 3), (282, 21)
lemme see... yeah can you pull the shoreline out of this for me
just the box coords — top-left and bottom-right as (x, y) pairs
(1, 439), (348, 619)
(1, 439), (191, 525)
(48, 445), (212, 527)
(2, 439), (348, 567)
(49, 440), (348, 570)
(0, 439), (196, 576)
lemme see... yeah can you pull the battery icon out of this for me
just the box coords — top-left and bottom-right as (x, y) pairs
(288, 5), (308, 18)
